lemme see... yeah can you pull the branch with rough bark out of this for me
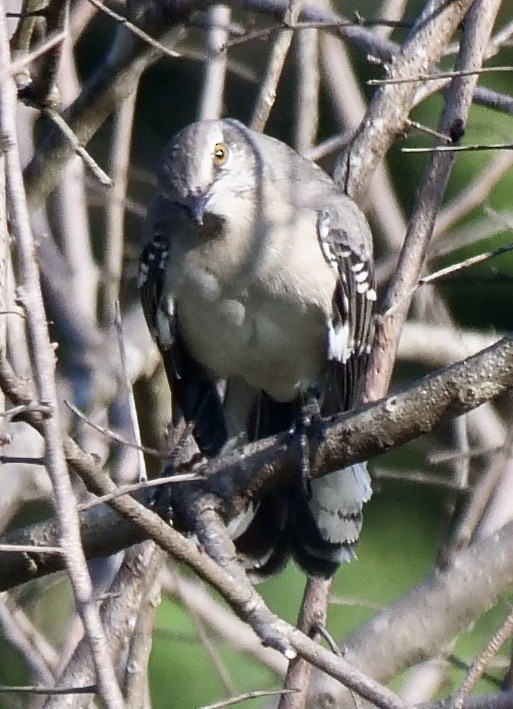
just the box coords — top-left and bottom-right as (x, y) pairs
(3, 0), (513, 706)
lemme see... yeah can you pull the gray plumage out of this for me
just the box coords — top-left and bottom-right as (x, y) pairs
(139, 118), (375, 578)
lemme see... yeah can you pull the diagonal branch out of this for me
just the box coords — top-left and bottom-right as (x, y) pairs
(1, 335), (513, 589)
(364, 0), (503, 402)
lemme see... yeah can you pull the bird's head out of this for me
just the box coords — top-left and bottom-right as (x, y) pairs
(157, 119), (263, 226)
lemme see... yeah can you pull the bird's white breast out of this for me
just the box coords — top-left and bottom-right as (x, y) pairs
(171, 206), (338, 402)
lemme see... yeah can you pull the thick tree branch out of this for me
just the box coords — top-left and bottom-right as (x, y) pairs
(2, 335), (513, 589)
(334, 0), (475, 199)
(307, 518), (513, 708)
(364, 0), (503, 402)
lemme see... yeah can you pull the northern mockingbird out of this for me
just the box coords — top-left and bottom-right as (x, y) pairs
(139, 118), (375, 578)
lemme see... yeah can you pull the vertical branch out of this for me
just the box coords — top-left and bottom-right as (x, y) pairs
(294, 27), (319, 154)
(103, 89), (138, 324)
(198, 4), (231, 121)
(21, 0), (69, 107)
(250, 0), (302, 132)
(113, 301), (147, 483)
(365, 0), (504, 402)
(44, 543), (162, 709)
(122, 549), (162, 708)
(376, 0), (410, 39)
(0, 600), (56, 686)
(0, 13), (123, 709)
(0, 77), (6, 428)
(278, 578), (331, 709)
(334, 0), (475, 201)
(318, 22), (406, 251)
(54, 21), (99, 321)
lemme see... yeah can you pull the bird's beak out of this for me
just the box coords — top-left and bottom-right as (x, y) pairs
(181, 193), (210, 226)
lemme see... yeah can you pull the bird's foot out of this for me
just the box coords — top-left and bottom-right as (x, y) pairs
(295, 390), (324, 499)
(147, 463), (175, 525)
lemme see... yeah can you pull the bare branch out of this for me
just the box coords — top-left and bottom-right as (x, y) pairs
(365, 0), (503, 401)
(198, 5), (231, 120)
(307, 518), (513, 707)
(279, 578), (331, 709)
(450, 607), (513, 708)
(294, 27), (319, 153)
(0, 15), (123, 707)
(199, 689), (297, 709)
(86, 0), (181, 59)
(103, 92), (138, 323)
(334, 0), (476, 199)
(250, 0), (303, 131)
(43, 108), (113, 185)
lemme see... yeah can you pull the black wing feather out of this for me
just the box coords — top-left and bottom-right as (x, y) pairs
(139, 219), (227, 457)
(316, 210), (375, 413)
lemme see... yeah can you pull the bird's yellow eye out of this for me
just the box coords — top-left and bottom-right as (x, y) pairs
(212, 143), (228, 167)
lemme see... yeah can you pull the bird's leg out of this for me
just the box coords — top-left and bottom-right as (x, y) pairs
(148, 461), (175, 524)
(296, 387), (323, 499)
(147, 420), (199, 523)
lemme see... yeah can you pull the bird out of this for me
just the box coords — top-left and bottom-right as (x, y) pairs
(138, 118), (376, 579)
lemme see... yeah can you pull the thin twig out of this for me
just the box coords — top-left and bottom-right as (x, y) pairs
(442, 424), (513, 559)
(0, 309), (26, 318)
(369, 65), (513, 85)
(0, 601), (55, 685)
(65, 399), (165, 459)
(330, 596), (384, 611)
(364, 0), (504, 401)
(162, 568), (287, 677)
(384, 242), (513, 318)
(305, 131), (352, 161)
(189, 609), (236, 697)
(250, 0), (303, 132)
(86, 0), (181, 59)
(4, 30), (67, 81)
(122, 545), (161, 707)
(434, 151), (513, 237)
(76, 472), (200, 512)
(406, 118), (453, 143)
(372, 468), (469, 491)
(294, 26), (319, 153)
(450, 607), (513, 708)
(43, 543), (161, 709)
(19, 0), (69, 108)
(447, 654), (503, 689)
(278, 577), (331, 709)
(223, 16), (412, 50)
(334, 0), (476, 200)
(8, 604), (60, 672)
(43, 108), (113, 185)
(428, 446), (497, 465)
(403, 142), (513, 153)
(0, 544), (62, 554)
(199, 689), (297, 709)
(318, 18), (406, 251)
(0, 685), (96, 695)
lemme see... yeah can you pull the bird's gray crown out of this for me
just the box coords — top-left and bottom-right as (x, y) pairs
(156, 119), (265, 217)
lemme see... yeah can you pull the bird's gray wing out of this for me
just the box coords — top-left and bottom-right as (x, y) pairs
(287, 204), (375, 578)
(316, 207), (376, 414)
(139, 197), (227, 456)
